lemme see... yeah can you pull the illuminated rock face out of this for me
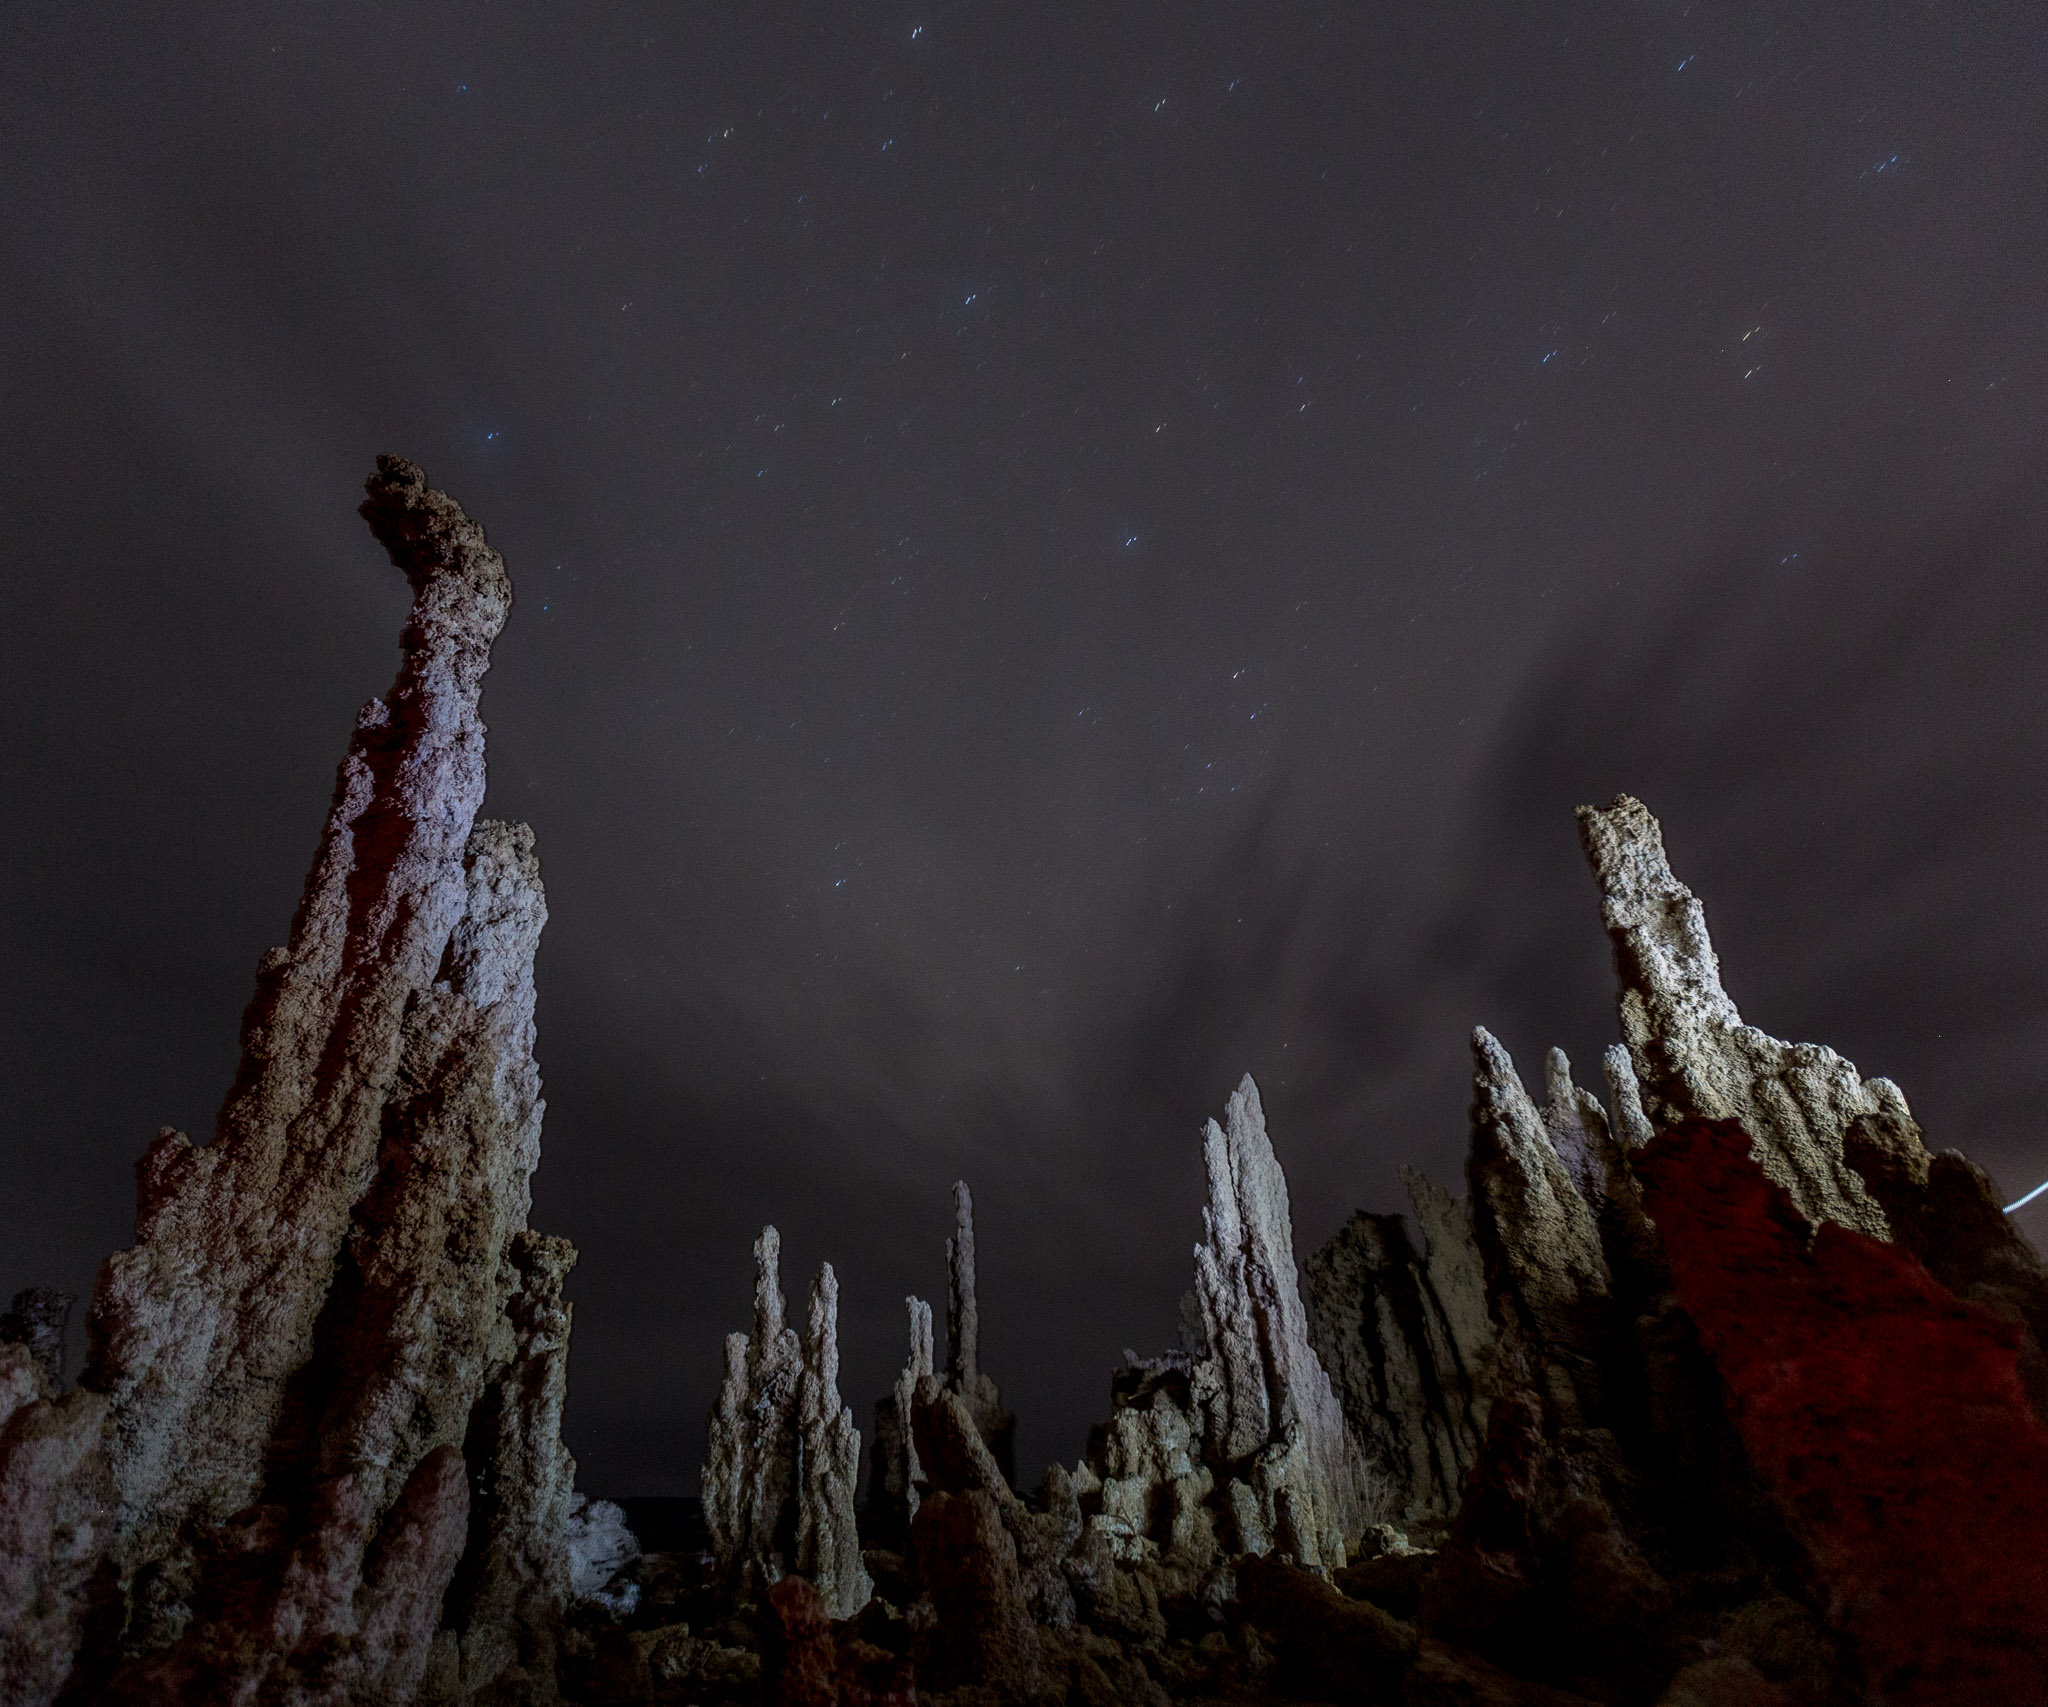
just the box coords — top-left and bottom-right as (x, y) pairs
(1576, 793), (1910, 1237)
(1185, 1076), (1374, 1570)
(1637, 1119), (2048, 1707)
(0, 460), (591, 1707)
(1064, 1076), (1376, 1577)
(703, 1231), (870, 1621)
(704, 1225), (804, 1605)
(1291, 795), (2048, 1704)
(868, 1294), (936, 1546)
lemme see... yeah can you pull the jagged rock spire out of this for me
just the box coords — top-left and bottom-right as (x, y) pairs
(1467, 1030), (1613, 1428)
(1059, 1077), (1373, 1574)
(1577, 794), (1909, 1235)
(946, 1181), (980, 1388)
(0, 460), (593, 1707)
(942, 1181), (1017, 1485)
(93, 455), (518, 1570)
(1603, 1043), (1656, 1149)
(704, 1227), (803, 1600)
(705, 1230), (870, 1619)
(870, 1296), (935, 1544)
(875, 1182), (1016, 1533)
(794, 1265), (872, 1620)
(1187, 1074), (1372, 1570)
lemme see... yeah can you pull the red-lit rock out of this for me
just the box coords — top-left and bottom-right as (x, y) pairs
(1635, 1119), (2048, 1706)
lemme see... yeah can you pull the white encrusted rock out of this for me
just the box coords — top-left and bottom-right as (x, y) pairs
(1466, 1030), (1615, 1428)
(565, 1495), (641, 1599)
(703, 1231), (869, 1618)
(794, 1264), (873, 1620)
(1185, 1076), (1374, 1570)
(703, 1226), (803, 1600)
(0, 460), (589, 1707)
(1577, 794), (1910, 1236)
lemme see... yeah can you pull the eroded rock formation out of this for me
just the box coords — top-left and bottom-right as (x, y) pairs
(704, 1230), (870, 1620)
(0, 458), (602, 1707)
(1465, 1029), (1617, 1431)
(794, 1266), (873, 1620)
(870, 1181), (1016, 1550)
(498, 790), (2048, 1702)
(1578, 793), (1911, 1237)
(704, 1227), (804, 1602)
(867, 1295), (934, 1547)
(1304, 1178), (1493, 1535)
(943, 1181), (1017, 1486)
(1052, 1075), (1374, 1584)
(11, 531), (2041, 1707)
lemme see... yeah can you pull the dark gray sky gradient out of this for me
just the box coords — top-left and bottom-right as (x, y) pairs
(4, 0), (2046, 1494)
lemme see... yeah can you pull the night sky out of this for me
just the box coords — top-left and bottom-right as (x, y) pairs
(5, 1), (2047, 1497)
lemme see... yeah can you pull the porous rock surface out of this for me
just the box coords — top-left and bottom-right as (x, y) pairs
(0, 458), (602, 1707)
(705, 1225), (805, 1606)
(869, 1180), (1015, 1550)
(867, 1295), (935, 1547)
(545, 792), (2048, 1704)
(1055, 1075), (1374, 1582)
(704, 1231), (871, 1620)
(1577, 793), (1908, 1237)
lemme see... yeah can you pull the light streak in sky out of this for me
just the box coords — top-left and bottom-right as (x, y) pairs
(2004, 1177), (2048, 1215)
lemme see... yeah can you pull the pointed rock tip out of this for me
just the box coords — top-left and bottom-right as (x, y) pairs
(1226, 1072), (1266, 1136)
(1470, 1028), (1530, 1103)
(358, 453), (510, 605)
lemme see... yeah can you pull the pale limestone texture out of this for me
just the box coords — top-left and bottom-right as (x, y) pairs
(1466, 1029), (1616, 1430)
(1064, 1076), (1374, 1577)
(1577, 793), (1906, 1236)
(872, 1179), (1015, 1545)
(702, 1226), (803, 1601)
(794, 1264), (873, 1620)
(703, 1230), (870, 1618)
(0, 460), (595, 1707)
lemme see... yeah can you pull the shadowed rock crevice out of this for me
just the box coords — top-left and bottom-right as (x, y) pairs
(869, 1181), (1018, 1552)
